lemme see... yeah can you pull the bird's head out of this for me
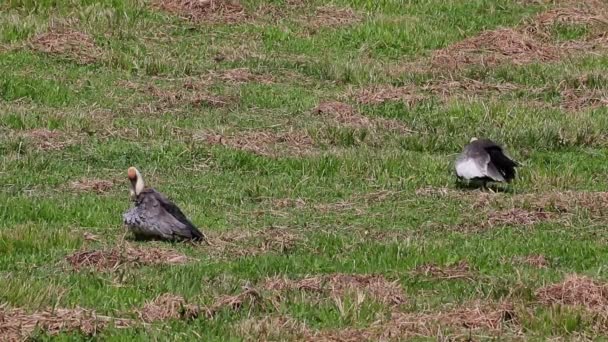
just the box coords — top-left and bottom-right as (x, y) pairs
(469, 137), (478, 143)
(127, 166), (145, 201)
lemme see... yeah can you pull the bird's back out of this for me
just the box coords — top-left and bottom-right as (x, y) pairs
(127, 188), (205, 241)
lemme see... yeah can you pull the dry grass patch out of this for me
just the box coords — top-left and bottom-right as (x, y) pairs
(412, 260), (475, 281)
(421, 78), (520, 98)
(432, 28), (558, 71)
(536, 274), (608, 312)
(206, 227), (305, 258)
(354, 85), (423, 106)
(262, 273), (406, 306)
(65, 244), (189, 272)
(214, 68), (274, 84)
(195, 130), (315, 157)
(29, 27), (102, 65)
(512, 254), (551, 268)
(307, 5), (362, 29)
(204, 286), (262, 318)
(19, 128), (77, 151)
(560, 88), (608, 111)
(311, 301), (517, 340)
(313, 101), (413, 134)
(0, 305), (132, 341)
(235, 315), (309, 341)
(508, 191), (608, 216)
(525, 5), (608, 39)
(486, 208), (553, 227)
(67, 178), (115, 194)
(148, 84), (230, 109)
(136, 293), (200, 323)
(152, 0), (246, 23)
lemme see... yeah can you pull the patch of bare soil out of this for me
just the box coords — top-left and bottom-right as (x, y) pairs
(262, 273), (406, 306)
(354, 85), (423, 106)
(412, 260), (475, 281)
(136, 293), (200, 322)
(65, 244), (189, 271)
(195, 130), (315, 157)
(151, 0), (246, 23)
(486, 208), (553, 227)
(68, 178), (114, 194)
(307, 5), (362, 29)
(29, 27), (102, 64)
(431, 28), (558, 71)
(536, 274), (608, 312)
(206, 227), (305, 258)
(20, 128), (76, 151)
(0, 305), (132, 341)
(311, 301), (517, 340)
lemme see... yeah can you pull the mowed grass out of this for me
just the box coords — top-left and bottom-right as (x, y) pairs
(2, 0), (608, 340)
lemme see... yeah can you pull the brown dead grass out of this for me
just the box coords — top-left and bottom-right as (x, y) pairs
(206, 227), (305, 258)
(310, 301), (517, 340)
(235, 315), (309, 341)
(29, 27), (102, 64)
(560, 86), (608, 112)
(195, 130), (315, 157)
(412, 260), (475, 281)
(0, 305), (132, 341)
(262, 273), (406, 306)
(65, 244), (189, 271)
(525, 5), (608, 39)
(313, 101), (371, 128)
(508, 191), (608, 217)
(536, 275), (608, 312)
(486, 208), (553, 227)
(421, 78), (520, 98)
(68, 178), (114, 194)
(204, 286), (262, 318)
(136, 293), (200, 322)
(313, 101), (413, 134)
(513, 254), (551, 268)
(354, 85), (423, 106)
(307, 5), (362, 29)
(215, 68), (274, 84)
(147, 84), (231, 110)
(20, 128), (76, 151)
(432, 28), (558, 71)
(152, 0), (246, 23)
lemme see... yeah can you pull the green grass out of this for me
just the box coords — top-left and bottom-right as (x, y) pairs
(2, 0), (608, 340)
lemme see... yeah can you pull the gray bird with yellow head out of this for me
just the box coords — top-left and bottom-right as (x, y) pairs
(123, 167), (206, 242)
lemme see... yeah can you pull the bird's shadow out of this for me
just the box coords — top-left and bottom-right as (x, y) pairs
(454, 179), (515, 194)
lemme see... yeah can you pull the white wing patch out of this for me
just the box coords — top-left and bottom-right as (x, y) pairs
(456, 158), (486, 179)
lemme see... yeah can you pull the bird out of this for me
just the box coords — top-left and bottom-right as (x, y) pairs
(455, 138), (519, 189)
(122, 167), (206, 242)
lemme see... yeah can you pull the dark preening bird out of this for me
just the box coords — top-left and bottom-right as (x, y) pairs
(123, 167), (206, 242)
(455, 138), (519, 188)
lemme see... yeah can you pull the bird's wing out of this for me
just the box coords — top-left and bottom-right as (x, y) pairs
(485, 146), (518, 181)
(148, 189), (205, 240)
(455, 152), (489, 179)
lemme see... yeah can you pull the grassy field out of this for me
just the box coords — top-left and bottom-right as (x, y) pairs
(2, 0), (608, 340)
